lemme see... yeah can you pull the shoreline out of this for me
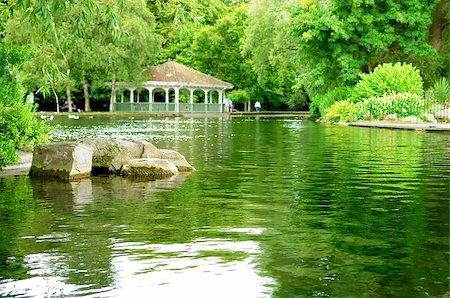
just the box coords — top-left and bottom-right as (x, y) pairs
(347, 121), (450, 131)
(35, 111), (311, 119)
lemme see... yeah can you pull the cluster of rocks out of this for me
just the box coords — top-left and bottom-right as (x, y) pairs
(29, 138), (194, 180)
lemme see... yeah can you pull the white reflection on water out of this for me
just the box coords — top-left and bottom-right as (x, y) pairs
(0, 276), (80, 297)
(0, 254), (80, 297)
(105, 238), (274, 298)
(0, 238), (274, 297)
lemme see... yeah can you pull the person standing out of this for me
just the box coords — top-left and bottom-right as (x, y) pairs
(226, 98), (233, 113)
(254, 100), (261, 112)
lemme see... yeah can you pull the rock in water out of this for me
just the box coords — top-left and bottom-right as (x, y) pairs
(120, 158), (179, 178)
(29, 142), (93, 179)
(80, 138), (143, 174)
(155, 149), (195, 172)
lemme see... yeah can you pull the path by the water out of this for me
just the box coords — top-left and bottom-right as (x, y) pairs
(347, 121), (450, 131)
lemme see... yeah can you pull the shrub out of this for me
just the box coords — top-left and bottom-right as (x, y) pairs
(0, 102), (50, 168)
(350, 63), (424, 102)
(361, 92), (424, 119)
(310, 86), (352, 118)
(0, 42), (50, 169)
(325, 100), (358, 122)
(429, 77), (450, 103)
(286, 90), (309, 111)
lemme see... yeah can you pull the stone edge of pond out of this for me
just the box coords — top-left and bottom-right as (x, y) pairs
(327, 120), (450, 131)
(0, 151), (32, 176)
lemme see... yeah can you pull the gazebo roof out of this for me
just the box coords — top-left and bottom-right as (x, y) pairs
(148, 61), (233, 89)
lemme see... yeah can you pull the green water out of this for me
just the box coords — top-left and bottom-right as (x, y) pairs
(1, 117), (449, 297)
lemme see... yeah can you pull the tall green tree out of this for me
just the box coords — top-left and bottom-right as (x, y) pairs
(243, 0), (306, 109)
(191, 4), (257, 108)
(93, 0), (160, 111)
(289, 0), (440, 97)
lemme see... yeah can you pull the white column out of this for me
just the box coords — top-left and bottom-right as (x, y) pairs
(137, 90), (140, 103)
(165, 89), (170, 103)
(121, 90), (124, 103)
(209, 91), (213, 104)
(147, 88), (154, 103)
(130, 88), (135, 103)
(204, 90), (208, 103)
(189, 89), (194, 104)
(218, 90), (223, 104)
(175, 88), (180, 113)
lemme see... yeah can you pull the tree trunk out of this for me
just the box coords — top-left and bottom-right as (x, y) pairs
(83, 74), (91, 112)
(50, 81), (60, 113)
(66, 72), (72, 112)
(110, 78), (116, 112)
(51, 14), (73, 112)
(429, 0), (449, 52)
(246, 100), (252, 112)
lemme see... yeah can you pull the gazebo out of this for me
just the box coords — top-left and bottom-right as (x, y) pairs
(112, 61), (234, 113)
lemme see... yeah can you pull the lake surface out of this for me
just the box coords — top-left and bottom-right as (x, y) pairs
(1, 116), (449, 297)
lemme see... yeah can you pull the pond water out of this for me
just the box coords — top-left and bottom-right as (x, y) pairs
(0, 116), (449, 297)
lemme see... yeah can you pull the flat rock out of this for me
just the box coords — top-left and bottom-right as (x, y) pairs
(155, 149), (195, 172)
(120, 158), (179, 178)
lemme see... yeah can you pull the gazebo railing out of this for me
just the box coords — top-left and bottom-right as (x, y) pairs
(114, 102), (224, 113)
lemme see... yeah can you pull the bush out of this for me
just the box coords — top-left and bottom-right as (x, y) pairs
(350, 63), (424, 102)
(310, 86), (352, 118)
(325, 100), (358, 122)
(0, 102), (50, 168)
(286, 90), (309, 110)
(360, 92), (424, 119)
(429, 77), (450, 103)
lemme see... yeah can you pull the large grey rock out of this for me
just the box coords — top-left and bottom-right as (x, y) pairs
(29, 142), (93, 179)
(155, 149), (195, 172)
(140, 140), (159, 158)
(80, 138), (144, 173)
(120, 158), (178, 178)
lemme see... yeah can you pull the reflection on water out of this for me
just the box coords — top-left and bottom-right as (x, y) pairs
(1, 118), (449, 297)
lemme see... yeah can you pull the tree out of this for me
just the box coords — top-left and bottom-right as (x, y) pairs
(191, 4), (257, 109)
(243, 0), (306, 109)
(289, 0), (440, 97)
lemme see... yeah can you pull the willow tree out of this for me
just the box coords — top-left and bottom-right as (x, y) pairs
(242, 0), (306, 109)
(91, 0), (160, 111)
(191, 4), (257, 110)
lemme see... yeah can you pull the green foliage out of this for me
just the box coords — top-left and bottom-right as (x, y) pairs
(429, 77), (450, 102)
(289, 0), (437, 97)
(310, 87), (351, 118)
(243, 0), (300, 109)
(191, 5), (256, 90)
(227, 89), (249, 104)
(0, 103), (50, 168)
(360, 92), (425, 119)
(286, 90), (308, 111)
(0, 43), (29, 105)
(0, 41), (50, 168)
(350, 63), (424, 102)
(325, 100), (358, 122)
